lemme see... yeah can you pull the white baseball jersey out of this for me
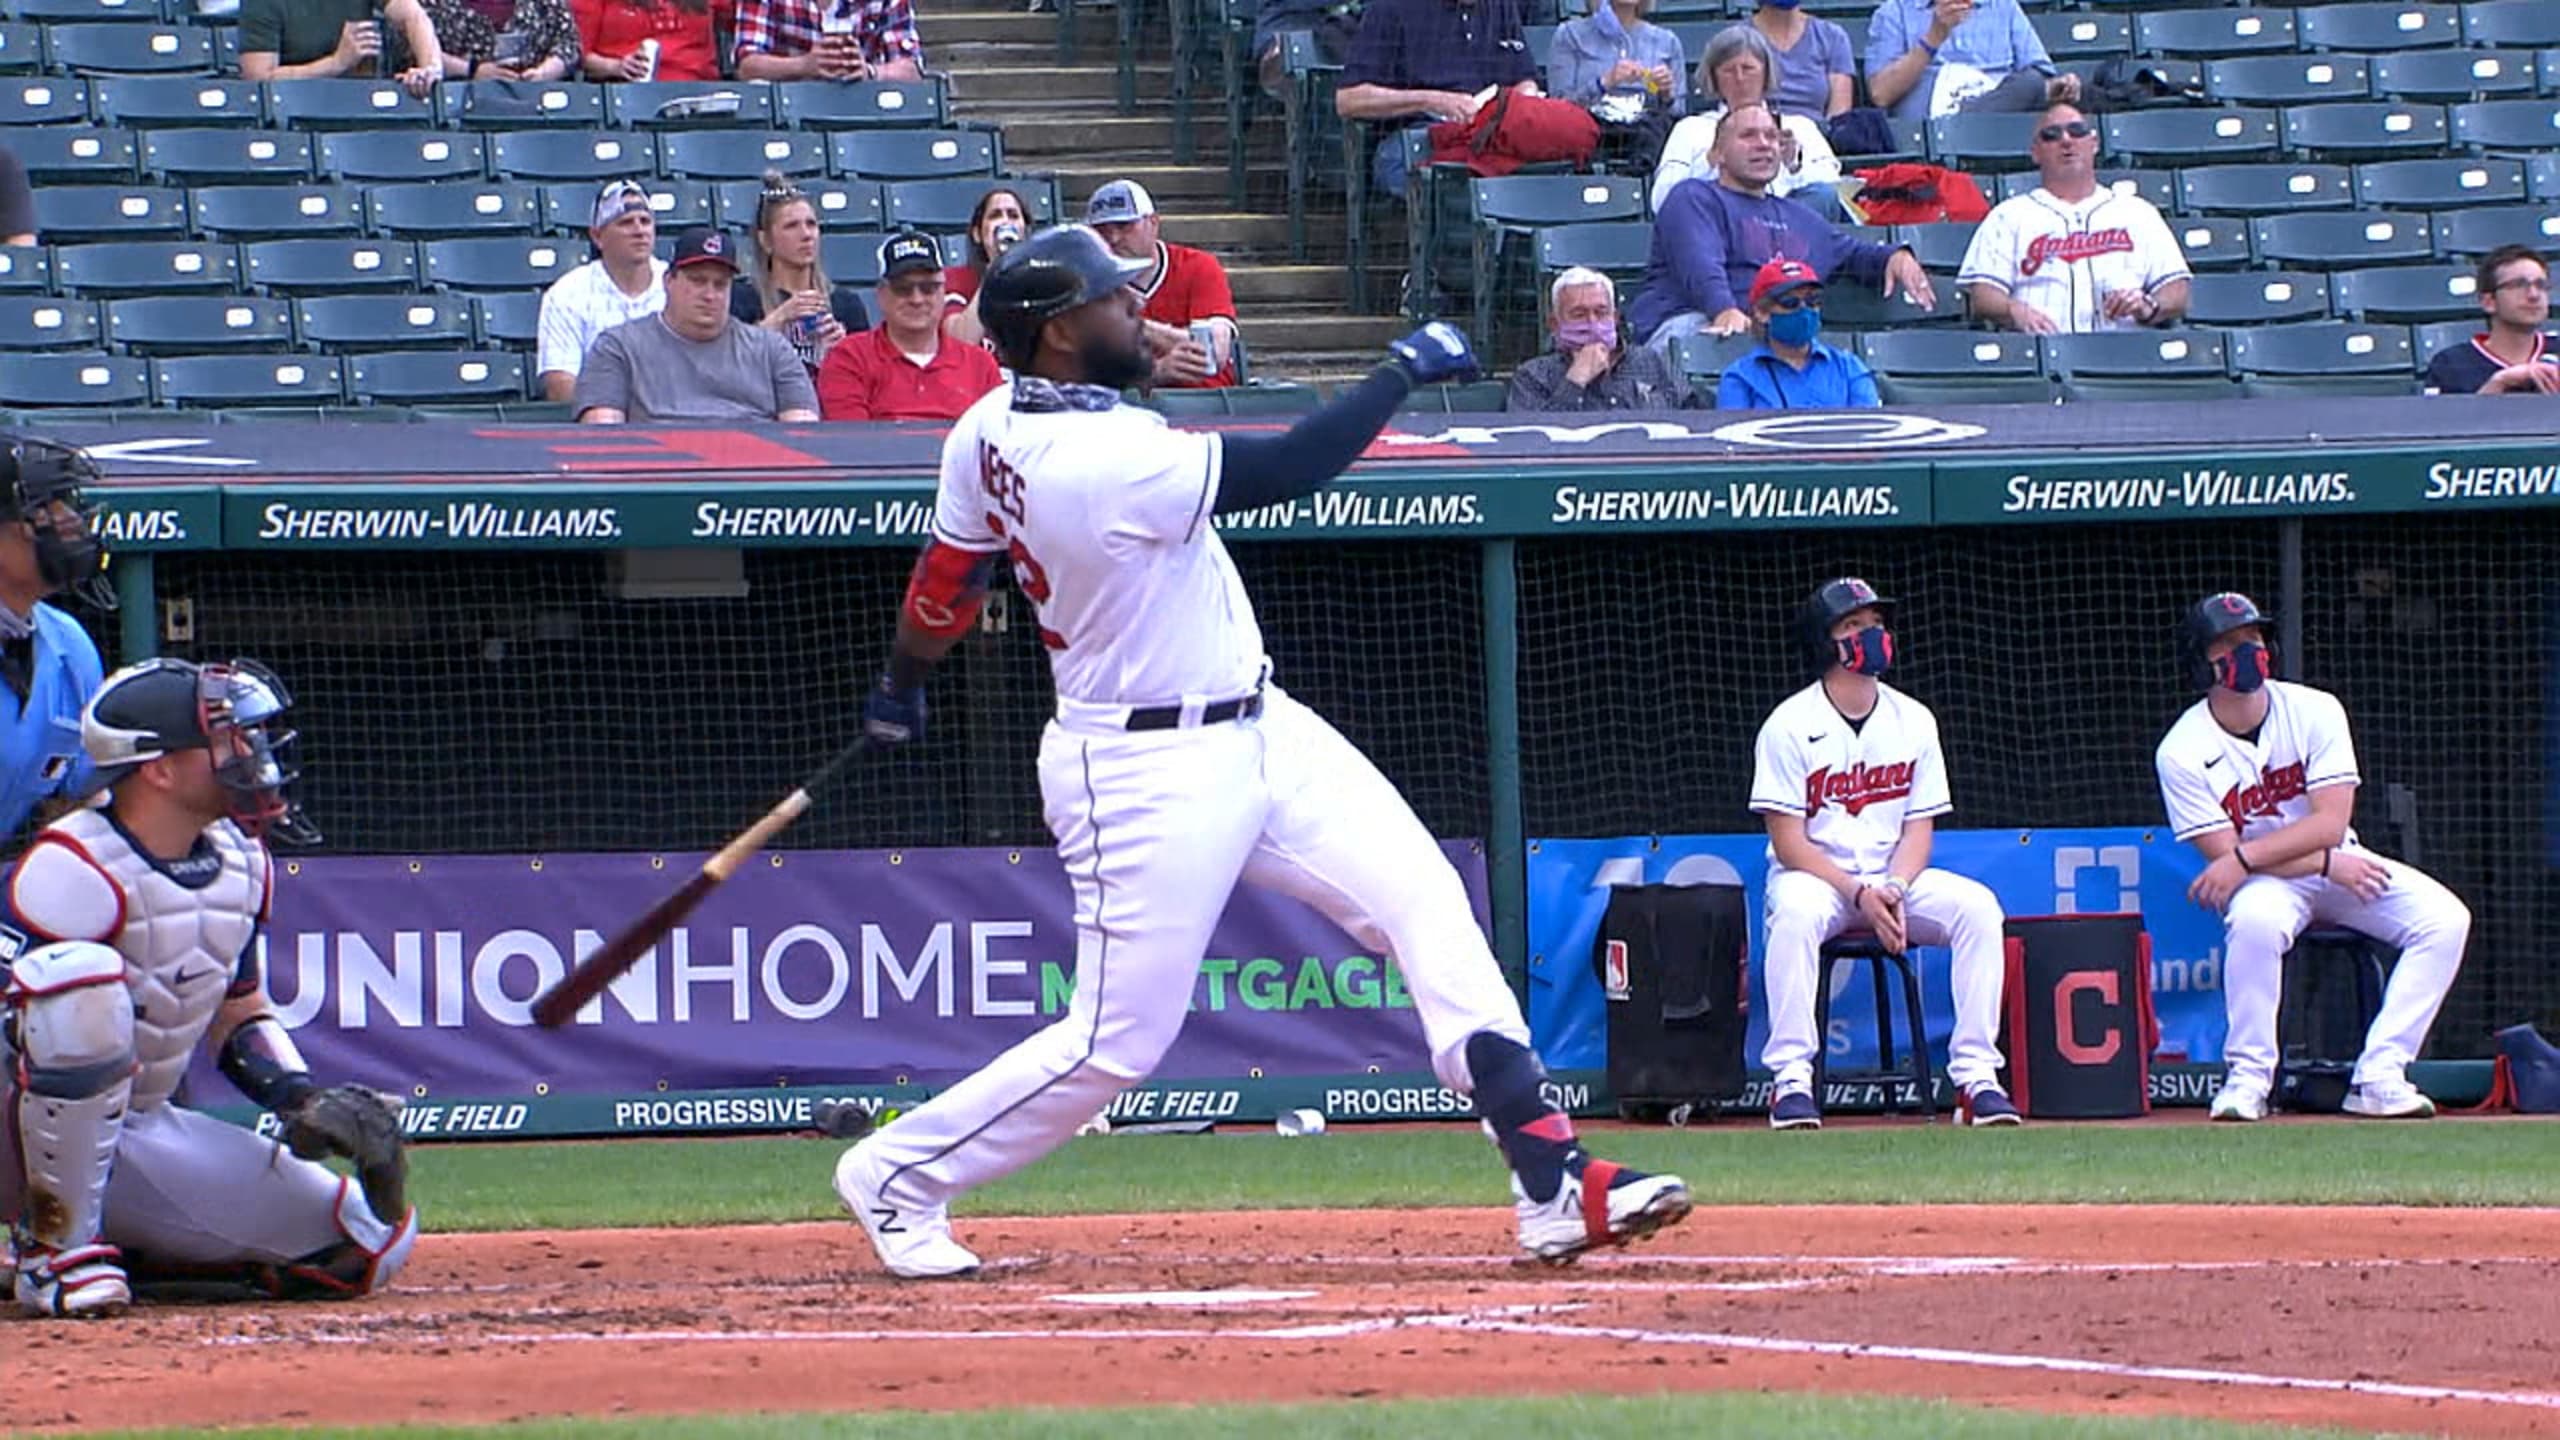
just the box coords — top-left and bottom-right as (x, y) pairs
(1957, 186), (2192, 335)
(935, 386), (1264, 708)
(2155, 679), (2361, 846)
(1749, 680), (1952, 876)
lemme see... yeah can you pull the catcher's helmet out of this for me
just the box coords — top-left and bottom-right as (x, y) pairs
(0, 434), (112, 609)
(978, 224), (1152, 370)
(83, 656), (318, 843)
(2177, 591), (2274, 691)
(1795, 576), (1892, 673)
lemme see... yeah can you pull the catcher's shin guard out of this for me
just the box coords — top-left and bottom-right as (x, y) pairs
(7, 943), (135, 1278)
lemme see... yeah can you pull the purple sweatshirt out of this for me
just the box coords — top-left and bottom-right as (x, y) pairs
(1629, 178), (1899, 340)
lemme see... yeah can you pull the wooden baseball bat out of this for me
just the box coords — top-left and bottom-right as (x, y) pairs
(531, 735), (872, 1029)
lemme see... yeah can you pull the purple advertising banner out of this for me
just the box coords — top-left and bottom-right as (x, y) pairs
(209, 846), (1482, 1100)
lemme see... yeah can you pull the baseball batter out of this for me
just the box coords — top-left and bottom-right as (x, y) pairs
(1749, 579), (2016, 1130)
(0, 434), (113, 841)
(0, 657), (415, 1316)
(832, 225), (1690, 1277)
(2155, 593), (2468, 1122)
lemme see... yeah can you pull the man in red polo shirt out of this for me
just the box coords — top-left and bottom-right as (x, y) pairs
(817, 231), (1005, 422)
(1086, 179), (1241, 390)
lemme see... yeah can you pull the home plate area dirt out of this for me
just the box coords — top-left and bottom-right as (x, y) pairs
(10, 1206), (2557, 1436)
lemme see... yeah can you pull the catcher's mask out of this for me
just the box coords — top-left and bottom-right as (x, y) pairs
(1, 435), (114, 610)
(83, 656), (319, 844)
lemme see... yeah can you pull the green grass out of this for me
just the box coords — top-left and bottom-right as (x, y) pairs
(79, 1392), (2425, 1440)
(413, 1120), (2560, 1232)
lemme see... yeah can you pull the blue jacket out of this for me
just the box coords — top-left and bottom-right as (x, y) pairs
(1716, 340), (1881, 410)
(0, 603), (103, 839)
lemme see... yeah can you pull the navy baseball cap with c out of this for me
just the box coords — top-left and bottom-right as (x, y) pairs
(670, 227), (741, 273)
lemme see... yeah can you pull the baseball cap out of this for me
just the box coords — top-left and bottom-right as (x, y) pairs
(1748, 257), (1823, 309)
(590, 178), (653, 230)
(878, 230), (942, 281)
(1084, 179), (1156, 226)
(670, 227), (741, 273)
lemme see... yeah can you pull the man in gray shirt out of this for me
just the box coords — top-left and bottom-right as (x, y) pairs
(576, 228), (821, 424)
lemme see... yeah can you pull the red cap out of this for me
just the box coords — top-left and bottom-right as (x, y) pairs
(1749, 257), (1822, 308)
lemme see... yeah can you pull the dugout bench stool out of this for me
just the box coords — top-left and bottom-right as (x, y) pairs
(2277, 925), (2394, 1111)
(1811, 931), (1937, 1121)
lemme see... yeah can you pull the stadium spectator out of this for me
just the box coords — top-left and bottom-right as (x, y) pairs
(815, 232), (1004, 422)
(0, 146), (31, 247)
(941, 185), (1028, 348)
(733, 0), (924, 82)
(1334, 0), (1539, 198)
(1630, 105), (1932, 350)
(572, 0), (720, 80)
(733, 170), (867, 375)
(2424, 246), (2558, 396)
(1743, 0), (1855, 120)
(1864, 0), (2072, 124)
(238, 0), (444, 94)
(1715, 257), (1879, 409)
(1505, 268), (1688, 412)
(1651, 25), (1840, 217)
(1547, 0), (1684, 115)
(537, 179), (668, 403)
(424, 0), (580, 79)
(577, 229), (820, 424)
(1087, 180), (1240, 389)
(1957, 105), (2190, 335)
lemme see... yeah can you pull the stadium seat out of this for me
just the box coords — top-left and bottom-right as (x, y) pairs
(884, 176), (1056, 233)
(473, 289), (542, 347)
(104, 294), (296, 354)
(2045, 330), (2236, 402)
(539, 178), (713, 235)
(2350, 157), (2527, 209)
(441, 79), (606, 129)
(0, 22), (44, 73)
(2369, 48), (2538, 102)
(0, 353), (151, 408)
(2432, 203), (2560, 256)
(59, 241), (242, 297)
(2531, 155), (2560, 202)
(487, 130), (657, 184)
(295, 292), (477, 352)
(2297, 3), (2463, 54)
(601, 80), (777, 130)
(2330, 263), (2482, 321)
(2183, 271), (2333, 326)
(1467, 173), (1644, 344)
(1667, 331), (1758, 400)
(2448, 99), (2560, 151)
(191, 183), (365, 240)
(2134, 8), (2298, 58)
(0, 77), (91, 126)
(816, 231), (895, 285)
(2463, 1), (2560, 50)
(827, 129), (1000, 181)
(317, 130), (488, 183)
(238, 237), (418, 293)
(2228, 320), (2417, 377)
(2250, 209), (2436, 268)
(2204, 56), (2371, 107)
(418, 235), (581, 292)
(1822, 284), (1958, 329)
(2029, 11), (2130, 61)
(0, 297), (104, 350)
(11, 126), (138, 182)
(12, 0), (159, 20)
(2176, 162), (2354, 215)
(214, 404), (414, 423)
(2281, 102), (2449, 159)
(152, 353), (345, 408)
(1532, 221), (1652, 286)
(45, 23), (213, 75)
(91, 75), (264, 126)
(367, 181), (544, 239)
(2411, 319), (2515, 361)
(2102, 108), (2283, 166)
(346, 350), (527, 404)
(35, 185), (189, 241)
(0, 246), (55, 293)
(774, 79), (948, 130)
(656, 129), (826, 182)
(1857, 328), (2039, 379)
(1994, 169), (2174, 212)
(1879, 373), (2058, 405)
(1896, 221), (1977, 274)
(710, 176), (882, 232)
(2170, 215), (2255, 271)
(1928, 111), (2043, 171)
(141, 127), (313, 184)
(265, 79), (437, 130)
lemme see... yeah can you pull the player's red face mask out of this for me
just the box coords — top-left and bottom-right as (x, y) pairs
(1834, 626), (1893, 677)
(2212, 642), (2272, 695)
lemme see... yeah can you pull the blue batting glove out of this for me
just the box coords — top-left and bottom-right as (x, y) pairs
(1388, 322), (1479, 385)
(862, 675), (926, 747)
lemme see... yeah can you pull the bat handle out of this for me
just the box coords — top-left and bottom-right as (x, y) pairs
(705, 789), (811, 881)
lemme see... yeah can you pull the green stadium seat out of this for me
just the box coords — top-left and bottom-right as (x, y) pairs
(1467, 173), (1644, 346)
(0, 22), (45, 72)
(0, 352), (151, 407)
(538, 178), (713, 235)
(317, 130), (488, 183)
(2044, 331), (2232, 391)
(368, 180), (543, 239)
(2330, 263), (2483, 321)
(1219, 383), (1324, 416)
(2134, 8), (2297, 58)
(11, 126), (138, 182)
(816, 230), (894, 285)
(2252, 209), (2436, 268)
(2204, 56), (2372, 107)
(2175, 163), (2354, 215)
(1532, 221), (1652, 286)
(2184, 271), (2333, 325)
(1878, 375), (2057, 406)
(418, 235), (580, 292)
(1822, 285), (1959, 329)
(2432, 202), (2560, 256)
(2533, 155), (2560, 202)
(2351, 156), (2527, 208)
(441, 79), (606, 129)
(2102, 108), (2282, 166)
(346, 350), (527, 403)
(104, 294), (295, 353)
(1896, 222), (1977, 275)
(774, 79), (947, 130)
(1668, 331), (1759, 398)
(0, 77), (91, 126)
(2448, 98), (2560, 151)
(295, 292), (477, 352)
(59, 240), (241, 295)
(2239, 374), (2421, 398)
(142, 127), (313, 183)
(0, 246), (55, 293)
(2412, 319), (2538, 361)
(1995, 169), (2175, 211)
(2227, 320), (2417, 376)
(46, 22), (214, 75)
(91, 75), (264, 126)
(0, 296), (104, 350)
(152, 353), (345, 408)
(2029, 11), (2129, 61)
(2171, 216), (2255, 270)
(656, 129), (826, 182)
(191, 182), (365, 240)
(2369, 48), (2538, 102)
(1927, 112), (2045, 172)
(35, 185), (189, 241)
(884, 176), (1056, 233)
(2464, 0), (2560, 48)
(13, 0), (159, 20)
(1857, 328), (2039, 379)
(2297, 3), (2463, 54)
(472, 289), (542, 347)
(601, 81), (777, 130)
(239, 236), (418, 293)
(2281, 102), (2449, 159)
(265, 79), (437, 130)
(1144, 388), (1234, 418)
(827, 129), (999, 181)
(711, 177), (885, 232)
(487, 130), (657, 184)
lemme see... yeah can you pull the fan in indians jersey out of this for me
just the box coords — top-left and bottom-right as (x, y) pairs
(2154, 593), (2470, 1123)
(1749, 578), (2016, 1131)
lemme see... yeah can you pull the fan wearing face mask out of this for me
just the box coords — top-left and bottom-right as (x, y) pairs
(1716, 257), (1879, 411)
(1504, 268), (1690, 412)
(2154, 593), (2469, 1125)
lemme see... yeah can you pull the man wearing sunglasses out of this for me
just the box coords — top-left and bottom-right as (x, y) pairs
(2422, 245), (2558, 396)
(1715, 258), (1879, 410)
(1957, 105), (2189, 336)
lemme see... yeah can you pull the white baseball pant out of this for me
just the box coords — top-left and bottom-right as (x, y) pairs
(1760, 866), (2008, 1094)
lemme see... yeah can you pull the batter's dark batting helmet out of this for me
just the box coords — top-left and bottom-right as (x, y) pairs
(2178, 591), (2274, 691)
(1795, 576), (1892, 673)
(978, 224), (1152, 370)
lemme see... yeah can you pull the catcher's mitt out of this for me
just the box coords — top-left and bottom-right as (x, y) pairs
(812, 1097), (879, 1141)
(280, 1084), (409, 1222)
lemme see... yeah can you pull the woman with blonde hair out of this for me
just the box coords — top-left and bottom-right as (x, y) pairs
(730, 169), (868, 374)
(1650, 25), (1843, 218)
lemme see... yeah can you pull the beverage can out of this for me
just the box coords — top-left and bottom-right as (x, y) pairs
(634, 37), (660, 81)
(790, 310), (823, 346)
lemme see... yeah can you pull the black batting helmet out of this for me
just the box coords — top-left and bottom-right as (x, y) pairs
(2178, 591), (2275, 691)
(978, 224), (1152, 370)
(83, 656), (318, 844)
(1795, 576), (1892, 674)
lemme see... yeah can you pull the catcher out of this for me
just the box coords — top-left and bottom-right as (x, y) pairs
(0, 656), (415, 1317)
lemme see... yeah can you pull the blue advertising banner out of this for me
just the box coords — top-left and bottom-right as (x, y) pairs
(1525, 828), (2230, 1075)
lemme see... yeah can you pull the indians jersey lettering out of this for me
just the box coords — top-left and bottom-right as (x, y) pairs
(2155, 679), (2361, 844)
(1751, 681), (1952, 876)
(1957, 186), (2191, 335)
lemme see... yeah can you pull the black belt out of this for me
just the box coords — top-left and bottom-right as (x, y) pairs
(1125, 691), (1264, 732)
